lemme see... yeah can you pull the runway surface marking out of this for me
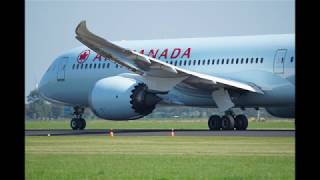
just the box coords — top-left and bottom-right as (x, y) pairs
(25, 129), (295, 137)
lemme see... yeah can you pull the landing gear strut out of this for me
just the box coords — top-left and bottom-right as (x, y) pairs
(208, 110), (248, 131)
(71, 106), (86, 130)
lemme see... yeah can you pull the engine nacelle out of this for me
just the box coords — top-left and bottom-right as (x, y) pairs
(265, 106), (295, 118)
(88, 75), (161, 120)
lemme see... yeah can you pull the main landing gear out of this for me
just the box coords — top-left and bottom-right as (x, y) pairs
(70, 106), (86, 130)
(208, 110), (248, 131)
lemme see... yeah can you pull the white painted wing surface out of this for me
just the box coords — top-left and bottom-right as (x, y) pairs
(75, 21), (263, 94)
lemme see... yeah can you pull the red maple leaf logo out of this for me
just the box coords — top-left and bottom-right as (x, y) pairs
(77, 50), (90, 64)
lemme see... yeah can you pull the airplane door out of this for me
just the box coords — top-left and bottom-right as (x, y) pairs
(273, 49), (287, 74)
(57, 58), (68, 81)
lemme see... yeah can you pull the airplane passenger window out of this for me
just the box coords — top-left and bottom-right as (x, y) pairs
(81, 64), (84, 69)
(260, 58), (263, 63)
(98, 64), (101, 69)
(198, 60), (201, 65)
(188, 60), (191, 66)
(166, 61), (168, 64)
(231, 58), (234, 64)
(174, 61), (177, 66)
(72, 64), (75, 69)
(245, 58), (248, 64)
(226, 59), (229, 64)
(94, 64), (97, 69)
(85, 64), (88, 69)
(115, 64), (118, 68)
(76, 64), (79, 69)
(256, 58), (259, 63)
(212, 59), (215, 65)
(291, 57), (294, 63)
(236, 58), (239, 64)
(184, 60), (187, 66)
(179, 61), (182, 66)
(251, 58), (254, 63)
(193, 60), (196, 65)
(89, 64), (92, 69)
(207, 59), (210, 65)
(221, 59), (224, 64)
(217, 59), (220, 64)
(102, 63), (105, 68)
(107, 63), (110, 68)
(241, 58), (244, 64)
(202, 60), (205, 65)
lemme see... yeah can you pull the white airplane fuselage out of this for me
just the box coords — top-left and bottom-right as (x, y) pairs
(39, 34), (295, 118)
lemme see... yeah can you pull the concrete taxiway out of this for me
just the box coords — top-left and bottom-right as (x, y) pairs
(25, 129), (295, 137)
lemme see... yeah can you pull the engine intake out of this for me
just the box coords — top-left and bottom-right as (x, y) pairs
(89, 75), (161, 120)
(130, 83), (161, 116)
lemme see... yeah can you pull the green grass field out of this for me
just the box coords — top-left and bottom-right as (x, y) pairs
(25, 136), (294, 179)
(25, 118), (295, 130)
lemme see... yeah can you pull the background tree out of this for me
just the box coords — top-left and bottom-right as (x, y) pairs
(26, 89), (55, 120)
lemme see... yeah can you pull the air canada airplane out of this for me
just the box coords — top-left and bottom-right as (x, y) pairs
(38, 21), (295, 130)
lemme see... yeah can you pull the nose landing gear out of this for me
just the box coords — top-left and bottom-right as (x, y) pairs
(208, 110), (248, 131)
(71, 106), (86, 130)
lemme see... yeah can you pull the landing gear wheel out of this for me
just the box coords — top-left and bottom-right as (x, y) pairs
(71, 106), (86, 130)
(235, 114), (248, 130)
(208, 115), (222, 130)
(221, 115), (235, 130)
(71, 118), (80, 130)
(79, 118), (86, 130)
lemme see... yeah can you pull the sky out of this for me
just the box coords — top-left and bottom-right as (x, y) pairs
(25, 0), (295, 101)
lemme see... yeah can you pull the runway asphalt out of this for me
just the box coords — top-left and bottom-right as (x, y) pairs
(25, 129), (295, 137)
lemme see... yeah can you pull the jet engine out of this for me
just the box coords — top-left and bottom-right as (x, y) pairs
(88, 75), (161, 120)
(265, 106), (295, 118)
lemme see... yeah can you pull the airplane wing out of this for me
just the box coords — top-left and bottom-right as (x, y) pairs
(75, 21), (263, 110)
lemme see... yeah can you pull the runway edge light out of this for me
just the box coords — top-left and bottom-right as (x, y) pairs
(109, 129), (114, 137)
(171, 128), (175, 136)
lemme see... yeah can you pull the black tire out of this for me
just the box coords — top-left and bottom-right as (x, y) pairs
(71, 118), (79, 130)
(221, 115), (235, 130)
(235, 114), (248, 130)
(208, 118), (213, 130)
(208, 115), (222, 130)
(79, 118), (86, 130)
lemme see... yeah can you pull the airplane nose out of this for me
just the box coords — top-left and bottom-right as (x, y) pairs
(38, 73), (47, 97)
(38, 68), (52, 100)
(39, 56), (58, 98)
